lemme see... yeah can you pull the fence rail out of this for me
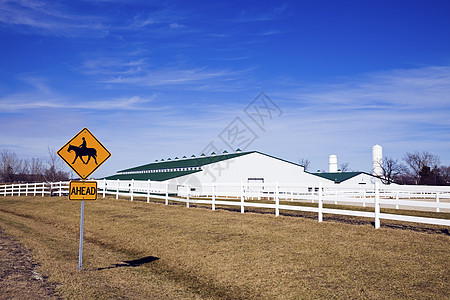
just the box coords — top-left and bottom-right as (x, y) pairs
(1, 180), (449, 229)
(0, 181), (70, 197)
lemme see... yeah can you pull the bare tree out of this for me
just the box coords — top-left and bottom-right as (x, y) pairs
(339, 162), (350, 172)
(404, 151), (440, 184)
(0, 148), (70, 183)
(30, 157), (45, 175)
(439, 165), (450, 185)
(375, 157), (408, 184)
(298, 158), (311, 171)
(21, 157), (46, 182)
(44, 147), (70, 182)
(0, 149), (22, 182)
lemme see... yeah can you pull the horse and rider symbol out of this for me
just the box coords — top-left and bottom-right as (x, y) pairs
(68, 137), (98, 165)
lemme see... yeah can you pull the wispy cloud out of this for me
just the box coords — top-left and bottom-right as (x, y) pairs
(0, 75), (157, 112)
(277, 66), (450, 110)
(234, 4), (288, 22)
(258, 29), (284, 36)
(259, 65), (450, 170)
(0, 95), (157, 111)
(100, 66), (254, 91)
(0, 0), (108, 36)
(81, 56), (148, 76)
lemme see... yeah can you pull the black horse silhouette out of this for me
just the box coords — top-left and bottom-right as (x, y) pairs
(68, 144), (98, 165)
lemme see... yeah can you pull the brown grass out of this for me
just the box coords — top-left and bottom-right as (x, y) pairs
(0, 195), (449, 299)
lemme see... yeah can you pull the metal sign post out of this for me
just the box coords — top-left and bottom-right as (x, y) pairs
(57, 127), (110, 271)
(78, 200), (85, 271)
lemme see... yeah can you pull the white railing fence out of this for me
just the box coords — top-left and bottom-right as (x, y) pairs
(0, 181), (70, 197)
(1, 179), (450, 229)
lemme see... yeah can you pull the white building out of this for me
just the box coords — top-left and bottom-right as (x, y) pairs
(105, 150), (330, 195)
(310, 171), (385, 186)
(104, 149), (390, 196)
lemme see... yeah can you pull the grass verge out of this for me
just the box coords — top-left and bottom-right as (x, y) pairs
(0, 195), (449, 299)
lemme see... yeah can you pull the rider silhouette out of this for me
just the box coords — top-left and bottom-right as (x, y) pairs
(79, 137), (87, 150)
(68, 137), (98, 165)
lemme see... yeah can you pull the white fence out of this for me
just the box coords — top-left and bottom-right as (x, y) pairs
(1, 180), (450, 229)
(0, 181), (70, 197)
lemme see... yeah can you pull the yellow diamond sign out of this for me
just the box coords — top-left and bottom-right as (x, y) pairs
(57, 128), (111, 180)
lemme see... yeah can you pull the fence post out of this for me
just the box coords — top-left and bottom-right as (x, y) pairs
(42, 183), (45, 197)
(395, 191), (399, 209)
(318, 182), (323, 223)
(435, 193), (440, 213)
(130, 179), (134, 201)
(165, 183), (169, 205)
(116, 179), (119, 199)
(33, 183), (36, 196)
(59, 181), (62, 197)
(275, 181), (279, 217)
(374, 182), (380, 229)
(103, 179), (106, 198)
(240, 181), (245, 214)
(146, 180), (150, 203)
(18, 184), (21, 197)
(25, 183), (29, 196)
(212, 183), (216, 211)
(186, 186), (190, 208)
(362, 189), (366, 207)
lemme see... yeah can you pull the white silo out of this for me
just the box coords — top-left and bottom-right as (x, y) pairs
(372, 145), (383, 177)
(329, 155), (338, 173)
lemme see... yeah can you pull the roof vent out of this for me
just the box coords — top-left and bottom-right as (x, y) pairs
(200, 153), (205, 157)
(167, 158), (171, 161)
(182, 156), (187, 159)
(191, 155), (196, 158)
(174, 157), (179, 160)
(161, 159), (165, 162)
(211, 152), (216, 156)
(223, 150), (228, 155)
(155, 160), (159, 162)
(236, 148), (242, 153)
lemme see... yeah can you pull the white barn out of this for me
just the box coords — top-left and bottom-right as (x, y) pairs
(310, 172), (385, 186)
(104, 151), (329, 195)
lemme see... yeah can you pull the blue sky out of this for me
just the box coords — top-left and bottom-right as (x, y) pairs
(1, 0), (450, 178)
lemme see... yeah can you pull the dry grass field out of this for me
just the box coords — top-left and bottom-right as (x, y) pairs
(0, 195), (449, 299)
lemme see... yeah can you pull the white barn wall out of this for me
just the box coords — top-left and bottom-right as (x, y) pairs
(338, 173), (384, 186)
(166, 152), (330, 194)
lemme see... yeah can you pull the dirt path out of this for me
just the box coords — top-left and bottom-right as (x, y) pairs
(0, 227), (59, 299)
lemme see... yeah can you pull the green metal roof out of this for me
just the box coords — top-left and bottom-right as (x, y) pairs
(120, 151), (252, 172)
(103, 151), (306, 182)
(103, 151), (253, 181)
(311, 172), (364, 183)
(103, 170), (202, 181)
